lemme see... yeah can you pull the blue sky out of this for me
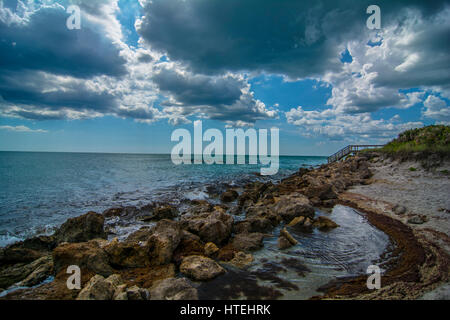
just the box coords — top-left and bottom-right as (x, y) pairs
(0, 0), (449, 156)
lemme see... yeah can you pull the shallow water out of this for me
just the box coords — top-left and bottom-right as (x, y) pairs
(198, 205), (391, 300)
(0, 151), (325, 246)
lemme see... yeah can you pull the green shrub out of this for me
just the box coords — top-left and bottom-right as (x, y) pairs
(381, 125), (450, 155)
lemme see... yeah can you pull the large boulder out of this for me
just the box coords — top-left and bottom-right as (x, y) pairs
(233, 217), (273, 234)
(180, 255), (226, 281)
(0, 255), (53, 289)
(149, 278), (198, 300)
(105, 238), (150, 268)
(125, 226), (153, 243)
(220, 189), (239, 203)
(181, 211), (233, 245)
(52, 240), (113, 276)
(230, 233), (264, 252)
(304, 183), (338, 201)
(77, 274), (122, 300)
(54, 212), (107, 244)
(138, 204), (178, 221)
(147, 220), (182, 265)
(272, 194), (315, 223)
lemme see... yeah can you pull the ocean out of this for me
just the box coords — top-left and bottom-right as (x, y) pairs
(0, 151), (326, 246)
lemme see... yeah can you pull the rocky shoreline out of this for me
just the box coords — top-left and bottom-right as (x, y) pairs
(0, 153), (448, 300)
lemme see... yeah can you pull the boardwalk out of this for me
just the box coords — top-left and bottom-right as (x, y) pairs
(327, 145), (384, 163)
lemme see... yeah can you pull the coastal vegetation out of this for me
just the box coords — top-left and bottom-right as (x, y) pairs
(380, 125), (450, 156)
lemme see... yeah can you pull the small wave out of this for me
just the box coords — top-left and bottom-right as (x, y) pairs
(0, 233), (24, 247)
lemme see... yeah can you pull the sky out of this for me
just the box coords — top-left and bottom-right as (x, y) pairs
(0, 0), (449, 156)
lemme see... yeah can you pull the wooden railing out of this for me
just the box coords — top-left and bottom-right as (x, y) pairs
(327, 145), (384, 163)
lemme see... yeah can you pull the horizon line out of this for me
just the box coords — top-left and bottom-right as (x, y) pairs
(0, 149), (328, 157)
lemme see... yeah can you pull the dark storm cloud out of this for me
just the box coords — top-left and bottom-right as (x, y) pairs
(137, 0), (449, 78)
(151, 66), (276, 125)
(0, 79), (117, 112)
(0, 5), (126, 78)
(153, 67), (243, 106)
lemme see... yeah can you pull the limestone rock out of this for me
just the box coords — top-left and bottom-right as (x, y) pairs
(220, 189), (239, 202)
(280, 228), (298, 246)
(181, 211), (233, 245)
(149, 278), (198, 300)
(272, 194), (315, 223)
(147, 220), (182, 265)
(77, 274), (122, 300)
(229, 251), (253, 269)
(230, 232), (264, 252)
(105, 238), (150, 268)
(180, 255), (226, 281)
(313, 216), (339, 230)
(53, 240), (113, 276)
(55, 212), (106, 244)
(204, 242), (219, 257)
(233, 217), (272, 234)
(126, 285), (149, 300)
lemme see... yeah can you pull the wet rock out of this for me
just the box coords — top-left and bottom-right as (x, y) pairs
(313, 216), (339, 230)
(233, 217), (273, 234)
(304, 217), (314, 228)
(245, 203), (281, 226)
(217, 244), (238, 262)
(77, 274), (122, 300)
(105, 238), (150, 268)
(304, 183), (338, 201)
(230, 232), (264, 252)
(147, 220), (183, 266)
(181, 211), (233, 245)
(54, 211), (107, 244)
(172, 238), (205, 265)
(103, 206), (138, 218)
(287, 216), (305, 227)
(229, 251), (253, 269)
(15, 255), (53, 287)
(150, 277), (198, 300)
(408, 216), (428, 225)
(393, 204), (407, 215)
(272, 194), (315, 223)
(53, 240), (113, 277)
(186, 200), (214, 215)
(220, 189), (239, 203)
(278, 236), (293, 250)
(0, 247), (46, 265)
(140, 204), (178, 221)
(125, 226), (153, 243)
(126, 285), (149, 300)
(204, 242), (219, 257)
(119, 264), (176, 289)
(280, 228), (297, 246)
(7, 235), (56, 253)
(180, 255), (226, 281)
(0, 255), (53, 289)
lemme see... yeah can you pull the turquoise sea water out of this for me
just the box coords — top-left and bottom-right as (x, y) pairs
(0, 151), (326, 246)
